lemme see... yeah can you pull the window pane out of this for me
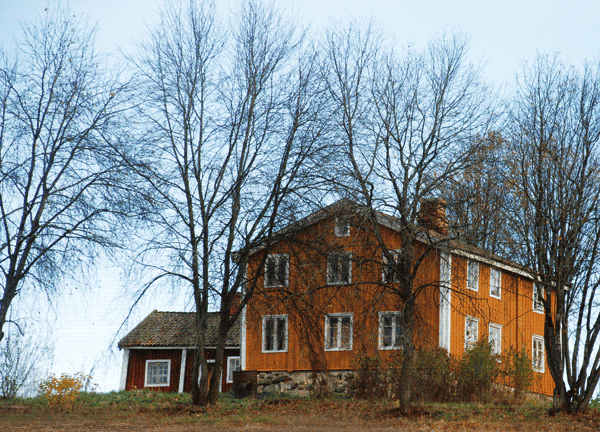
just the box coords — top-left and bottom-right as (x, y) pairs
(341, 317), (352, 349)
(227, 358), (240, 382)
(340, 256), (350, 283)
(533, 284), (543, 311)
(266, 258), (275, 286)
(328, 317), (339, 348)
(277, 258), (287, 285)
(490, 268), (501, 297)
(394, 315), (403, 347)
(264, 317), (274, 351)
(384, 253), (400, 283)
(276, 317), (286, 351)
(467, 261), (479, 290)
(489, 325), (501, 355)
(336, 218), (350, 236)
(381, 315), (392, 347)
(465, 317), (478, 350)
(328, 255), (338, 283)
(147, 361), (169, 386)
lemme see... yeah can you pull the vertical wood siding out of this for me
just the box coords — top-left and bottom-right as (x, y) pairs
(448, 255), (553, 395)
(245, 213), (555, 397)
(125, 347), (240, 393)
(126, 349), (182, 393)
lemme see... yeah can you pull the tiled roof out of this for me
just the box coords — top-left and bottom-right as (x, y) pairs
(118, 311), (240, 349)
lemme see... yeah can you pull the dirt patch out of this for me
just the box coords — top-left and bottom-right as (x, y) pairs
(1, 398), (599, 431)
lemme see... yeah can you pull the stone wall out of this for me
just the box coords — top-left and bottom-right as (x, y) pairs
(257, 371), (355, 397)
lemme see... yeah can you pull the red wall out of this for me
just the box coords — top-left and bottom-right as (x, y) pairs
(125, 348), (240, 393)
(126, 349), (182, 392)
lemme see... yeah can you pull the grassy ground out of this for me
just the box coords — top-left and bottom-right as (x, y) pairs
(1, 391), (599, 431)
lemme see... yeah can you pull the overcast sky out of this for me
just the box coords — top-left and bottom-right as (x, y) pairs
(1, 0), (599, 393)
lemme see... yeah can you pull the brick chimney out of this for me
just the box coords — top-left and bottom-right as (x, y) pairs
(230, 293), (242, 315)
(418, 198), (448, 234)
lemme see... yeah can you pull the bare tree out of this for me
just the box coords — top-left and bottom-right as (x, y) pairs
(127, 0), (326, 405)
(0, 5), (129, 343)
(506, 54), (600, 413)
(322, 25), (490, 413)
(440, 131), (514, 256)
(0, 328), (53, 399)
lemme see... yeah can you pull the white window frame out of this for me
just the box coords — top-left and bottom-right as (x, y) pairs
(490, 267), (502, 299)
(262, 315), (288, 353)
(533, 283), (544, 313)
(464, 315), (479, 351)
(327, 252), (352, 285)
(532, 334), (545, 373)
(264, 254), (289, 288)
(144, 359), (171, 387)
(226, 356), (241, 383)
(382, 250), (402, 283)
(378, 311), (403, 350)
(467, 260), (479, 292)
(488, 323), (502, 357)
(325, 313), (353, 351)
(335, 217), (350, 237)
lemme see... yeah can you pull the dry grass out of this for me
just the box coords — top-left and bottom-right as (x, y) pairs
(0, 391), (598, 431)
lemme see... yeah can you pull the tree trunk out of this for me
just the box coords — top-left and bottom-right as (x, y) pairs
(0, 276), (18, 344)
(544, 294), (568, 412)
(398, 297), (416, 414)
(0, 297), (9, 343)
(190, 346), (209, 405)
(191, 308), (209, 405)
(207, 313), (229, 404)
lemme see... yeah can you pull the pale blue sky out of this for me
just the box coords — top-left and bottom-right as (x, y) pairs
(1, 0), (599, 392)
(2, 0), (599, 86)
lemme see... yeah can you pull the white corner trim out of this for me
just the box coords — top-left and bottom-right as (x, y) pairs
(178, 349), (187, 393)
(241, 301), (247, 370)
(119, 349), (130, 391)
(439, 252), (452, 351)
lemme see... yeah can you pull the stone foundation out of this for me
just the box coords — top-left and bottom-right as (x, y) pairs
(255, 371), (553, 402)
(256, 371), (355, 396)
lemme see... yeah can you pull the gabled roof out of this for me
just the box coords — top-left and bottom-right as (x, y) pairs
(258, 198), (535, 280)
(118, 310), (240, 349)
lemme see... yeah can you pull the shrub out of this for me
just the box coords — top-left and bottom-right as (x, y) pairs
(505, 346), (534, 399)
(38, 372), (93, 411)
(411, 347), (454, 402)
(456, 340), (499, 401)
(348, 354), (387, 399)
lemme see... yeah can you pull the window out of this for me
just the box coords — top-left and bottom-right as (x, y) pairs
(264, 254), (289, 287)
(382, 250), (403, 283)
(464, 316), (479, 350)
(262, 315), (288, 352)
(144, 359), (171, 387)
(467, 260), (479, 291)
(226, 356), (241, 383)
(325, 313), (353, 351)
(327, 252), (352, 285)
(379, 312), (404, 349)
(532, 335), (545, 373)
(335, 217), (350, 237)
(490, 268), (501, 299)
(533, 283), (544, 313)
(488, 323), (502, 356)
